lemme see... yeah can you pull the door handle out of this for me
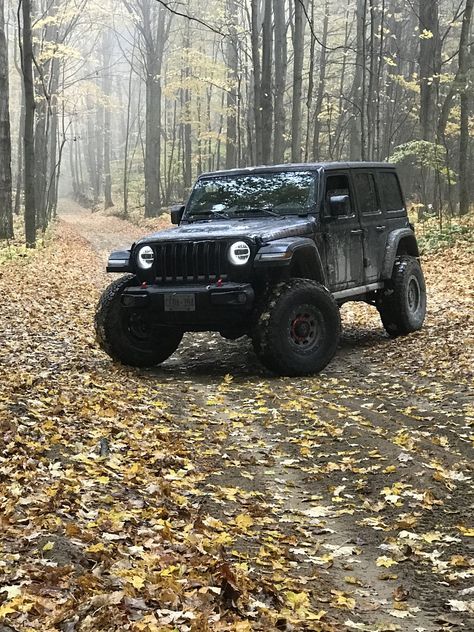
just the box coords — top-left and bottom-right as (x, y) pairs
(376, 225), (386, 232)
(351, 229), (363, 235)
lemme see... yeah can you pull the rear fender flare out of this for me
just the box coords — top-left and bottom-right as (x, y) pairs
(382, 229), (420, 279)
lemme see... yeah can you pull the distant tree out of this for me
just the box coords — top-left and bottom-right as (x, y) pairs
(273, 0), (287, 163)
(458, 0), (474, 215)
(0, 0), (13, 239)
(225, 0), (238, 169)
(102, 29), (114, 209)
(19, 0), (36, 247)
(291, 0), (307, 162)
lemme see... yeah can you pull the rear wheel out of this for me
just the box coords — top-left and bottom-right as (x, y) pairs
(252, 279), (341, 376)
(95, 275), (183, 367)
(378, 256), (427, 337)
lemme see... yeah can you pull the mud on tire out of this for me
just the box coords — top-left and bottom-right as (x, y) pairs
(378, 255), (427, 338)
(252, 279), (341, 376)
(95, 275), (183, 367)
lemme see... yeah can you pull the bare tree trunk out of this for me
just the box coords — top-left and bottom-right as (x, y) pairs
(225, 0), (238, 169)
(20, 0), (36, 247)
(182, 22), (192, 190)
(46, 61), (59, 220)
(419, 0), (441, 142)
(349, 0), (366, 160)
(13, 24), (24, 217)
(261, 0), (273, 164)
(123, 37), (136, 218)
(312, 0), (329, 160)
(0, 0), (13, 239)
(291, 0), (306, 162)
(250, 0), (263, 163)
(102, 29), (114, 209)
(273, 0), (287, 163)
(458, 0), (474, 215)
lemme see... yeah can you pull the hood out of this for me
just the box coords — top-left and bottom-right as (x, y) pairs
(138, 216), (317, 245)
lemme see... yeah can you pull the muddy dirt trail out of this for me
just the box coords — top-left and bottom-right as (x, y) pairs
(59, 200), (474, 631)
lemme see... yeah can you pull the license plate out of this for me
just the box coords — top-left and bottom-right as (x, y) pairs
(164, 293), (196, 312)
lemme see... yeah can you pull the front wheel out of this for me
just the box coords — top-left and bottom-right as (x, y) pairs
(252, 279), (341, 376)
(95, 275), (183, 367)
(378, 256), (427, 337)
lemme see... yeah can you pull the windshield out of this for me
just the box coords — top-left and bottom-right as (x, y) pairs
(185, 171), (317, 219)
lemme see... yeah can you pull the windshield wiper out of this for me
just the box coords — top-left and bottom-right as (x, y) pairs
(234, 206), (280, 217)
(187, 210), (231, 220)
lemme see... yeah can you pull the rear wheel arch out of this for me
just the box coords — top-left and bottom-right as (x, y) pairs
(382, 229), (420, 279)
(396, 234), (420, 258)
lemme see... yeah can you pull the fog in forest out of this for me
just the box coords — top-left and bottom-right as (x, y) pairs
(0, 0), (473, 244)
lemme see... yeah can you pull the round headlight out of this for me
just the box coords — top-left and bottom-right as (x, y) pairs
(228, 241), (251, 266)
(137, 245), (155, 270)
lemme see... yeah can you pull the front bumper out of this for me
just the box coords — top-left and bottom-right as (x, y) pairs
(121, 282), (255, 328)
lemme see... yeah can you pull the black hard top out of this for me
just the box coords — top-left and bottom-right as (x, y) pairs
(198, 161), (396, 179)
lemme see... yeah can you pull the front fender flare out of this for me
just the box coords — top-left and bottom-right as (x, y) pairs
(254, 237), (327, 285)
(106, 249), (132, 273)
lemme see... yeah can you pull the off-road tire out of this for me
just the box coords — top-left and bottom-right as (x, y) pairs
(378, 256), (427, 338)
(95, 274), (183, 367)
(252, 279), (341, 376)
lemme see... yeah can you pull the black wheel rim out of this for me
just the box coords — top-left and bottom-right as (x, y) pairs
(407, 276), (421, 313)
(288, 304), (325, 352)
(125, 311), (152, 343)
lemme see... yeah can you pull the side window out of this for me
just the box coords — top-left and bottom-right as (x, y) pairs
(378, 172), (404, 212)
(354, 172), (379, 214)
(325, 174), (353, 217)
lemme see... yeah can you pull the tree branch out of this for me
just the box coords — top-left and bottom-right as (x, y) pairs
(153, 0), (225, 37)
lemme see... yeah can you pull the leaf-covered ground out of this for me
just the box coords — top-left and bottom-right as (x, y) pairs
(0, 200), (473, 632)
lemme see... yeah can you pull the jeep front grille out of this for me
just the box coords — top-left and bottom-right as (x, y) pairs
(153, 240), (229, 282)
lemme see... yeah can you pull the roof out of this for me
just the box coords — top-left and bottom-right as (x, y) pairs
(198, 161), (397, 179)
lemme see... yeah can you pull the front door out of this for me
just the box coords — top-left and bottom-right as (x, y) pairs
(322, 172), (365, 291)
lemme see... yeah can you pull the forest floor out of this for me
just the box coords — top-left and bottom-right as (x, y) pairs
(0, 199), (473, 632)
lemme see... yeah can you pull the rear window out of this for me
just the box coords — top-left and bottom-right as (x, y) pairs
(354, 173), (379, 214)
(378, 172), (404, 211)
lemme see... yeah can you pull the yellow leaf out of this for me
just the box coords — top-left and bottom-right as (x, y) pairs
(376, 556), (398, 568)
(334, 593), (356, 610)
(458, 526), (474, 537)
(42, 541), (55, 551)
(234, 513), (254, 531)
(233, 622), (252, 632)
(131, 575), (145, 589)
(285, 590), (310, 610)
(0, 596), (23, 618)
(97, 476), (110, 484)
(86, 542), (106, 553)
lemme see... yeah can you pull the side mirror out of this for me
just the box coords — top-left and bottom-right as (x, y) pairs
(170, 204), (185, 225)
(328, 194), (350, 217)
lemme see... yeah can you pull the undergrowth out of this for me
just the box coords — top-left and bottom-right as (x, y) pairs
(0, 216), (55, 266)
(416, 214), (474, 254)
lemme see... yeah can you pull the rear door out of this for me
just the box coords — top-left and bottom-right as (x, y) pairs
(353, 170), (386, 283)
(321, 171), (365, 291)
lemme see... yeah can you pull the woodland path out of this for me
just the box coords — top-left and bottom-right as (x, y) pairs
(59, 200), (474, 631)
(1, 199), (472, 632)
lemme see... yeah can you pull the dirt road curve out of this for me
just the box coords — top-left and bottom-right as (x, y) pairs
(58, 200), (474, 631)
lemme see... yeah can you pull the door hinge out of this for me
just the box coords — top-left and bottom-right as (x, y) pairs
(363, 257), (369, 268)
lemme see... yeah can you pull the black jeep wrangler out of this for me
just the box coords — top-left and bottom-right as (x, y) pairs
(95, 163), (426, 376)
